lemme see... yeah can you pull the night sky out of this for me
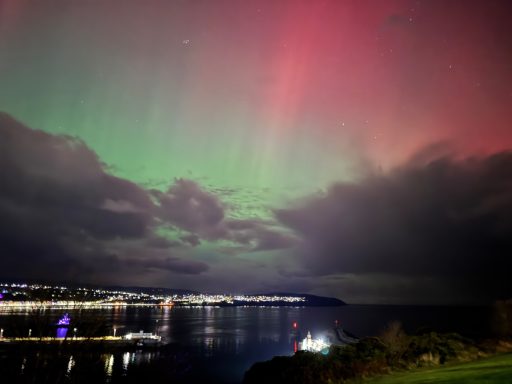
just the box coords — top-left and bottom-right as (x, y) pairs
(1, 0), (512, 304)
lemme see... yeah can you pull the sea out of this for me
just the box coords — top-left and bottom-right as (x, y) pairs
(0, 305), (495, 383)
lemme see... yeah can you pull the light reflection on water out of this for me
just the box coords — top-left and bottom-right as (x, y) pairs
(105, 354), (114, 378)
(20, 357), (27, 375)
(56, 327), (68, 338)
(122, 352), (130, 375)
(0, 305), (493, 383)
(66, 355), (75, 376)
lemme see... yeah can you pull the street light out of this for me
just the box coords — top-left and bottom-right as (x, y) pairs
(73, 328), (77, 339)
(28, 329), (32, 338)
(113, 327), (117, 337)
(0, 328), (4, 338)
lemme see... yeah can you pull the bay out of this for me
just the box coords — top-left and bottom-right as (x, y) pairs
(0, 305), (494, 383)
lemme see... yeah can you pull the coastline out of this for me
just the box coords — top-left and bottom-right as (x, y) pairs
(243, 331), (512, 384)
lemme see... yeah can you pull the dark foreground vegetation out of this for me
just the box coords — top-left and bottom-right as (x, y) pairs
(244, 307), (512, 384)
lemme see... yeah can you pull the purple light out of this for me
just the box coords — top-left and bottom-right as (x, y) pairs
(0, 293), (3, 300)
(57, 313), (71, 326)
(56, 327), (68, 339)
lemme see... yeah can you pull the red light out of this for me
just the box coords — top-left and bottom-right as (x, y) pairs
(293, 322), (298, 329)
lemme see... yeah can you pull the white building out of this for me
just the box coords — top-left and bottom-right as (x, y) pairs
(299, 331), (330, 353)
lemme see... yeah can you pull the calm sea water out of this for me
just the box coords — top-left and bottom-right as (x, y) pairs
(0, 305), (494, 383)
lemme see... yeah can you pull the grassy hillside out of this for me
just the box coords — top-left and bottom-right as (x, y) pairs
(364, 353), (512, 384)
(243, 327), (512, 384)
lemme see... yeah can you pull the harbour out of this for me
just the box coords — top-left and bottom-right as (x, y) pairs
(0, 305), (494, 383)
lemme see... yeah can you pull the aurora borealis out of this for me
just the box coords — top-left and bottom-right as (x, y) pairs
(1, 0), (512, 303)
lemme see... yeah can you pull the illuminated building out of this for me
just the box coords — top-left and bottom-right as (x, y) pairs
(299, 331), (330, 354)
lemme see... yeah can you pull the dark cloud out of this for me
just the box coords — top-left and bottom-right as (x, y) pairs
(145, 236), (181, 249)
(180, 233), (201, 247)
(223, 218), (298, 252)
(157, 179), (226, 238)
(4, 111), (510, 302)
(155, 181), (297, 251)
(127, 256), (209, 275)
(0, 113), (153, 240)
(251, 227), (298, 252)
(277, 152), (512, 302)
(0, 113), (294, 287)
(0, 112), (208, 283)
